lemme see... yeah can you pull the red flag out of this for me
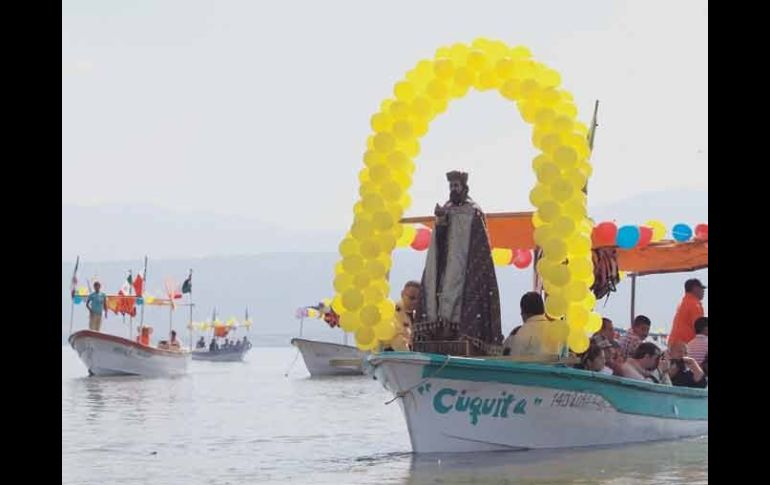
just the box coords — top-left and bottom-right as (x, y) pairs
(133, 274), (144, 297)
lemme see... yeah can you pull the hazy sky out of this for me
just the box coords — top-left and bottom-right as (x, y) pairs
(62, 0), (707, 232)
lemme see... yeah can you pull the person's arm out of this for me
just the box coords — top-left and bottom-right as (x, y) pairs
(103, 295), (109, 317)
(86, 295), (92, 313)
(683, 356), (705, 382)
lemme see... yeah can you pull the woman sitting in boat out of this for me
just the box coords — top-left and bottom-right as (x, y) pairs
(573, 342), (608, 373)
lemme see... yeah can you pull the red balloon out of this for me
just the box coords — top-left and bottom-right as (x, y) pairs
(593, 222), (617, 246)
(512, 249), (533, 269)
(694, 223), (708, 240)
(637, 226), (653, 247)
(411, 228), (432, 251)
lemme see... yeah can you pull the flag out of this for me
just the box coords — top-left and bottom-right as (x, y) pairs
(182, 273), (192, 294)
(133, 273), (144, 297)
(118, 272), (133, 296)
(70, 256), (80, 298)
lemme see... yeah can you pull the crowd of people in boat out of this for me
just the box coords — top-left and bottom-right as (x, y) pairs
(383, 277), (707, 389)
(195, 336), (252, 353)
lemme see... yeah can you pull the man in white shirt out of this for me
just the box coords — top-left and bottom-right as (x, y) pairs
(687, 316), (708, 365)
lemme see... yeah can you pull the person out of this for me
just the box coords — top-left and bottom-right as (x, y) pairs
(386, 281), (421, 351)
(606, 341), (625, 376)
(242, 336), (251, 350)
(617, 315), (651, 359)
(702, 353), (708, 377)
(136, 325), (151, 346)
(85, 281), (108, 332)
(209, 338), (219, 352)
(687, 316), (708, 365)
(196, 336), (206, 349)
(413, 171), (503, 356)
(574, 343), (607, 372)
(234, 339), (243, 351)
(666, 342), (707, 388)
(169, 330), (181, 350)
(620, 342), (669, 384)
(502, 292), (560, 358)
(668, 278), (706, 345)
(591, 317), (615, 347)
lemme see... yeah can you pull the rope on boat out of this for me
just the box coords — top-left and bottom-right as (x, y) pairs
(384, 354), (452, 405)
(284, 348), (301, 378)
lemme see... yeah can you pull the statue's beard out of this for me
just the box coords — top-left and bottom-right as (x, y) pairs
(450, 191), (465, 204)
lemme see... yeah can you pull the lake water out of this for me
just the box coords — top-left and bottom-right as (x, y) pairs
(62, 346), (707, 484)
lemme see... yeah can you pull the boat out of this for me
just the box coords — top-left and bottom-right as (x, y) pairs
(69, 329), (189, 377)
(67, 256), (192, 377)
(191, 309), (253, 362)
(289, 303), (366, 376)
(366, 211), (708, 453)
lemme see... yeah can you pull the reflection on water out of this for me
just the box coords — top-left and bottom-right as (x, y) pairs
(62, 347), (707, 485)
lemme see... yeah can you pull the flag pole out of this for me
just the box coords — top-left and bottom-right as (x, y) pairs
(68, 256), (80, 336)
(583, 100), (599, 195)
(187, 269), (193, 351)
(140, 256), (148, 327)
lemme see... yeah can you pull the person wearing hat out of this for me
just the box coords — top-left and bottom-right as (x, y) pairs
(668, 278), (706, 345)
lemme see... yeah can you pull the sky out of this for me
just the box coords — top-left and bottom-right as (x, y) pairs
(62, 0), (707, 233)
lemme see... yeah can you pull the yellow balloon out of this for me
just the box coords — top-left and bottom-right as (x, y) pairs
(353, 272), (371, 288)
(374, 320), (397, 341)
(371, 211), (394, 232)
(567, 304), (589, 329)
(492, 248), (513, 266)
(394, 81), (416, 102)
(535, 162), (560, 186)
(397, 225), (417, 247)
(552, 216), (576, 239)
(365, 259), (387, 279)
(434, 58), (454, 79)
(645, 220), (667, 242)
(542, 238), (568, 262)
(585, 312), (603, 333)
(339, 312), (362, 332)
(370, 113), (393, 133)
(564, 280), (589, 302)
(355, 326), (375, 347)
(566, 233), (592, 257)
(363, 284), (385, 303)
(339, 237), (360, 258)
(529, 184), (549, 207)
(569, 257), (593, 280)
(378, 299), (396, 321)
(546, 264), (570, 287)
(373, 132), (396, 153)
(342, 255), (365, 274)
(360, 304), (382, 327)
(538, 201), (561, 222)
(545, 294), (568, 317)
(351, 218), (375, 241)
(553, 145), (578, 168)
(567, 330), (589, 353)
(581, 291), (597, 311)
(333, 272), (354, 293)
(550, 180), (575, 203)
(342, 289), (364, 312)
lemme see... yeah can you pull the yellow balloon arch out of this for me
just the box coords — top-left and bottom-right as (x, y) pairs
(332, 38), (599, 353)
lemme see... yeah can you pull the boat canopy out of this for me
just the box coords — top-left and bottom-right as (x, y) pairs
(400, 211), (708, 276)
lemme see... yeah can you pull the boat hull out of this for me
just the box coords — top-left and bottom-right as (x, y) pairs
(368, 352), (708, 453)
(192, 348), (249, 362)
(290, 338), (365, 376)
(69, 330), (190, 377)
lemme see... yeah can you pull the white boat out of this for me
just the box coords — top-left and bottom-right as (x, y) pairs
(192, 347), (249, 362)
(368, 352), (707, 453)
(290, 337), (365, 376)
(69, 329), (190, 377)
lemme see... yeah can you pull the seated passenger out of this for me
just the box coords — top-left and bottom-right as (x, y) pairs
(574, 343), (607, 373)
(666, 341), (707, 388)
